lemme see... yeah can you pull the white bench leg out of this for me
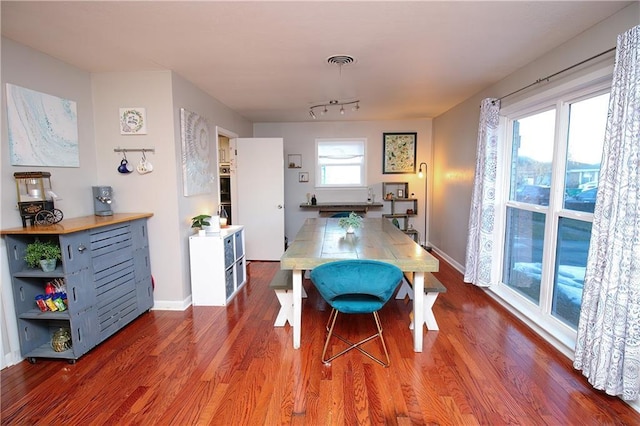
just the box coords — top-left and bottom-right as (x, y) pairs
(395, 277), (414, 300)
(274, 289), (293, 327)
(273, 286), (307, 327)
(408, 292), (440, 331)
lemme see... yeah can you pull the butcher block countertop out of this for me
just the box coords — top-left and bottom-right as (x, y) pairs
(0, 213), (153, 235)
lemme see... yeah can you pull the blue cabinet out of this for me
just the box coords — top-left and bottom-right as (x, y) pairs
(3, 215), (153, 363)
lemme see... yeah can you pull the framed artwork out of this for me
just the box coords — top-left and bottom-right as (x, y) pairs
(180, 108), (213, 196)
(6, 83), (79, 167)
(288, 154), (302, 168)
(383, 132), (417, 174)
(120, 107), (147, 135)
(299, 172), (309, 183)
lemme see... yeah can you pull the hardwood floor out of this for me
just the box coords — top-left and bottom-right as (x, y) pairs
(2, 256), (639, 425)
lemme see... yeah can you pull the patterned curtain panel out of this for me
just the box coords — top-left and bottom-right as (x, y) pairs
(574, 25), (640, 401)
(463, 98), (500, 287)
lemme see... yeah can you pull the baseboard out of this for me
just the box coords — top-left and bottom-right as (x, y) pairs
(152, 296), (192, 311)
(429, 245), (465, 274)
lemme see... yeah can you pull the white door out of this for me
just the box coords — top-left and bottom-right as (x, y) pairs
(232, 138), (284, 260)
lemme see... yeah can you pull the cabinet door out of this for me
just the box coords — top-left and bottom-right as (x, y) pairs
(66, 268), (95, 315)
(70, 310), (99, 357)
(60, 231), (91, 274)
(136, 275), (153, 314)
(130, 219), (149, 251)
(134, 247), (153, 313)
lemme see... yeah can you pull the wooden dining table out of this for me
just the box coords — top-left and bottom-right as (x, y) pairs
(280, 217), (439, 352)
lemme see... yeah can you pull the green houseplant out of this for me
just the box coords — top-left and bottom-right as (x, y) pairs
(338, 212), (363, 233)
(24, 239), (62, 271)
(191, 214), (212, 230)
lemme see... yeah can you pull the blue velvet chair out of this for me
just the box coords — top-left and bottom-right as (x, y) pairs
(310, 259), (403, 367)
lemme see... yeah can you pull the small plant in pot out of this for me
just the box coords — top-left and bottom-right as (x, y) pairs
(191, 214), (212, 230)
(24, 239), (62, 272)
(338, 212), (363, 234)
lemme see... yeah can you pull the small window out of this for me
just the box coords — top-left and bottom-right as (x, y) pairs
(316, 138), (366, 188)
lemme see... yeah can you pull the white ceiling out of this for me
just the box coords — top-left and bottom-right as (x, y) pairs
(1, 1), (632, 122)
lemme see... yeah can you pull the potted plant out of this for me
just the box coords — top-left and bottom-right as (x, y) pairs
(24, 239), (62, 272)
(338, 212), (363, 234)
(191, 214), (212, 230)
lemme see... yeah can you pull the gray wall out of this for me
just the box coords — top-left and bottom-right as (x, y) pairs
(1, 38), (99, 367)
(254, 119), (432, 243)
(430, 3), (639, 271)
(1, 39), (252, 366)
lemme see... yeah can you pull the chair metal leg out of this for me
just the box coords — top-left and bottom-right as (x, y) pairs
(322, 309), (339, 363)
(321, 309), (390, 367)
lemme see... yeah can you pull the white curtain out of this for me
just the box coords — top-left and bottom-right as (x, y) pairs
(574, 25), (640, 401)
(464, 98), (500, 287)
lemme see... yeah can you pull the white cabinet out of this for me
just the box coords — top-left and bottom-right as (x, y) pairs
(189, 225), (246, 306)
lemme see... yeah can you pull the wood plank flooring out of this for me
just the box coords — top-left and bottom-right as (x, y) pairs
(2, 255), (639, 425)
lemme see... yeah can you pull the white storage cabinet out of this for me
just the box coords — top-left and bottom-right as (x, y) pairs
(189, 225), (246, 306)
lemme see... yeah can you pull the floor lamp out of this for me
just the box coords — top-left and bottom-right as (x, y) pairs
(418, 162), (431, 252)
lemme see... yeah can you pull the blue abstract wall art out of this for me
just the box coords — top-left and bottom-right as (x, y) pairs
(6, 83), (79, 167)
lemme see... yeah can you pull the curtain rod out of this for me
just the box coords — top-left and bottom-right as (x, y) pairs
(495, 46), (616, 103)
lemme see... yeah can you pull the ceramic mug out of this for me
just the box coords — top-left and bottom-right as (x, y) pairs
(136, 157), (154, 174)
(117, 159), (133, 174)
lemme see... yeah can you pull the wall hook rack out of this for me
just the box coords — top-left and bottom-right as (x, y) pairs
(114, 147), (155, 154)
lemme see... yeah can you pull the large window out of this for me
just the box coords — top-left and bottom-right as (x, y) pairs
(315, 138), (366, 188)
(499, 81), (610, 344)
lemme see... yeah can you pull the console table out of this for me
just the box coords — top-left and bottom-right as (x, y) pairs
(299, 202), (383, 215)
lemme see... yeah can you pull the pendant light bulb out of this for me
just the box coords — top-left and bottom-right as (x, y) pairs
(340, 106), (345, 115)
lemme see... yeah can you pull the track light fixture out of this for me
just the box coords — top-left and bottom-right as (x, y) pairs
(309, 99), (360, 119)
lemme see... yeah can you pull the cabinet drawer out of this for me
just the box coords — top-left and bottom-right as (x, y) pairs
(225, 268), (235, 299)
(224, 236), (234, 268)
(236, 258), (245, 287)
(234, 230), (244, 259)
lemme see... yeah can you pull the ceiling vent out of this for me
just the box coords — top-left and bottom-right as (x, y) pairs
(326, 55), (356, 66)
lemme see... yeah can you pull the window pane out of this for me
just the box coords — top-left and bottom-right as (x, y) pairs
(502, 207), (545, 304)
(510, 110), (555, 206)
(563, 93), (609, 213)
(321, 165), (361, 185)
(316, 139), (366, 187)
(552, 218), (591, 328)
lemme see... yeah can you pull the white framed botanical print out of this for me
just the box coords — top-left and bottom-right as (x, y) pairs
(120, 107), (147, 135)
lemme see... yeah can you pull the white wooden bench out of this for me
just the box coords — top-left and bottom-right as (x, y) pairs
(396, 272), (447, 331)
(270, 269), (307, 327)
